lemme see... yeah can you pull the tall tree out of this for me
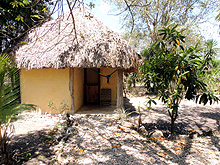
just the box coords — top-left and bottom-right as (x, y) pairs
(110, 0), (219, 42)
(0, 0), (52, 54)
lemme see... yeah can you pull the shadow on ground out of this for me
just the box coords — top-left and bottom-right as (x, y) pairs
(8, 129), (56, 165)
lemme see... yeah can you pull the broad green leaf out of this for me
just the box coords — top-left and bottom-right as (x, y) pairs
(31, 15), (41, 19)
(20, 41), (28, 45)
(19, 2), (25, 7)
(23, 0), (29, 5)
(10, 2), (18, 8)
(15, 15), (24, 22)
(42, 8), (47, 12)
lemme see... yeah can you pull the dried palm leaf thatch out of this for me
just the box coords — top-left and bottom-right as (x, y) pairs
(14, 6), (141, 71)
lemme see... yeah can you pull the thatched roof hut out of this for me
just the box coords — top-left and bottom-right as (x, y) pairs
(14, 7), (140, 71)
(13, 7), (140, 114)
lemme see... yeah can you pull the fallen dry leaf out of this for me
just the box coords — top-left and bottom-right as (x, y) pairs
(174, 147), (181, 150)
(176, 150), (181, 155)
(72, 148), (84, 153)
(91, 126), (95, 129)
(189, 130), (195, 133)
(206, 152), (214, 155)
(175, 140), (185, 145)
(149, 137), (155, 140)
(113, 132), (121, 136)
(131, 130), (139, 134)
(159, 153), (166, 157)
(113, 145), (120, 148)
(156, 137), (162, 140)
(141, 147), (149, 152)
(118, 126), (125, 132)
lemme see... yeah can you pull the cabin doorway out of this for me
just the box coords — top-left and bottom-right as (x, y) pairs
(84, 68), (100, 105)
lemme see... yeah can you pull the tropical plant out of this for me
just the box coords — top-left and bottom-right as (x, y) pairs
(140, 25), (219, 136)
(197, 40), (220, 93)
(200, 39), (218, 72)
(0, 54), (35, 164)
(145, 97), (157, 110)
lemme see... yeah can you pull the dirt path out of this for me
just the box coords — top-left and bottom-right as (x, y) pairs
(7, 96), (220, 165)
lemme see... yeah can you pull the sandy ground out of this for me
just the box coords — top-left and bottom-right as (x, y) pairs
(12, 113), (59, 135)
(12, 96), (219, 136)
(6, 96), (220, 165)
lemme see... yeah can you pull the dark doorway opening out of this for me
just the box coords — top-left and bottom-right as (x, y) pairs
(84, 68), (100, 105)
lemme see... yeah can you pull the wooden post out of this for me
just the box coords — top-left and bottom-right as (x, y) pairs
(69, 68), (75, 114)
(117, 69), (123, 109)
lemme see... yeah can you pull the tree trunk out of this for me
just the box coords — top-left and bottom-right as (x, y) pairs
(171, 117), (175, 135)
(117, 69), (123, 109)
(69, 68), (75, 114)
(1, 139), (10, 165)
(132, 79), (136, 88)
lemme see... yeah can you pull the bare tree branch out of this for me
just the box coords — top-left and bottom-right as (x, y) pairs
(123, 0), (135, 33)
(66, 0), (78, 43)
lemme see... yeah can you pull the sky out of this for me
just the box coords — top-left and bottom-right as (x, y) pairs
(87, 0), (122, 33)
(199, 19), (220, 48)
(52, 0), (122, 33)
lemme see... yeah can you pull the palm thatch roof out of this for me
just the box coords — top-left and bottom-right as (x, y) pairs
(13, 7), (140, 71)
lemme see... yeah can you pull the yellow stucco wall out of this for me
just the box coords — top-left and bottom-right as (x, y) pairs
(20, 68), (71, 114)
(74, 68), (84, 111)
(100, 68), (117, 105)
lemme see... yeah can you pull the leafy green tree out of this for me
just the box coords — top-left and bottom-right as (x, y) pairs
(0, 0), (51, 54)
(0, 54), (35, 164)
(140, 25), (219, 136)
